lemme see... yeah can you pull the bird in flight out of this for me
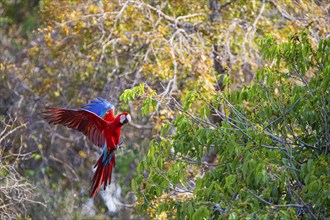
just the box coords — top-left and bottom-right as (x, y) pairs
(43, 98), (131, 197)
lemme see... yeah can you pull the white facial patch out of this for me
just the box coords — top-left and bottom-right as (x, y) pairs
(120, 114), (126, 124)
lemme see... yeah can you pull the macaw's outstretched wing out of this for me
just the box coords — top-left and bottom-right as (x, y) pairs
(83, 97), (115, 122)
(43, 107), (107, 148)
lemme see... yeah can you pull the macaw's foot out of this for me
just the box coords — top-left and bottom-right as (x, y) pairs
(115, 141), (124, 150)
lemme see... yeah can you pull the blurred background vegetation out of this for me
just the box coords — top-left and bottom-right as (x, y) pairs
(0, 0), (329, 219)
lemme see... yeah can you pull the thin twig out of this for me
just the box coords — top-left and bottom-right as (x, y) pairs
(248, 190), (304, 208)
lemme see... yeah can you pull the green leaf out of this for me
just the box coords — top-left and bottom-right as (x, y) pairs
(192, 206), (210, 220)
(229, 212), (238, 220)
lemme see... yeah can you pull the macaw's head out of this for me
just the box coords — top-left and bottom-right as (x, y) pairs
(119, 112), (131, 124)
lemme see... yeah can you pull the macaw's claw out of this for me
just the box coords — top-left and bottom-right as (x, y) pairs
(115, 141), (124, 150)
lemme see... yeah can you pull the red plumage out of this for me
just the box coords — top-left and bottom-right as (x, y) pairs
(43, 108), (107, 148)
(91, 153), (115, 197)
(43, 102), (131, 197)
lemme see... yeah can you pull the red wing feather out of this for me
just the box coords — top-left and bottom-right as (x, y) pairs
(104, 109), (115, 122)
(43, 107), (107, 148)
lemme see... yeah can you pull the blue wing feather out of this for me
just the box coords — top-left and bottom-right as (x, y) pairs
(83, 97), (115, 119)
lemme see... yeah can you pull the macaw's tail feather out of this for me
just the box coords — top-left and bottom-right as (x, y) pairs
(90, 152), (115, 197)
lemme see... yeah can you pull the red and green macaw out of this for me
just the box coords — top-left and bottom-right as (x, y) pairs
(43, 98), (131, 197)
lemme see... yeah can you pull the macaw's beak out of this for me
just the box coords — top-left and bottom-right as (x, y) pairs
(124, 114), (131, 124)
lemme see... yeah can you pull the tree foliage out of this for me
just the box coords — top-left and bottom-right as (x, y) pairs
(128, 32), (330, 219)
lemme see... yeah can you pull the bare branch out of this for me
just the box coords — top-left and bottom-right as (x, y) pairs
(265, 0), (293, 21)
(0, 121), (46, 219)
(248, 190), (304, 208)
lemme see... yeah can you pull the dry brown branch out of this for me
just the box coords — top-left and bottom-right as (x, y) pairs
(0, 119), (46, 219)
